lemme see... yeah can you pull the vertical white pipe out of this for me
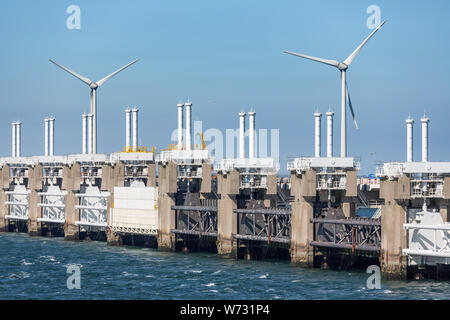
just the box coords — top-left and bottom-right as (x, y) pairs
(16, 122), (21, 158)
(185, 101), (192, 151)
(125, 109), (131, 151)
(239, 112), (246, 158)
(44, 118), (49, 156)
(248, 111), (256, 158)
(406, 117), (414, 162)
(87, 114), (93, 154)
(12, 122), (16, 157)
(49, 118), (54, 156)
(421, 115), (429, 162)
(314, 111), (322, 157)
(132, 108), (139, 152)
(177, 102), (184, 150)
(82, 114), (87, 155)
(326, 111), (334, 158)
(341, 70), (347, 157)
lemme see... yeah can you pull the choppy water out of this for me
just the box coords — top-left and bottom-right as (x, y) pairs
(1, 232), (449, 300)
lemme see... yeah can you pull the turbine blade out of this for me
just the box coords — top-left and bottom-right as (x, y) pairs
(49, 59), (92, 85)
(345, 81), (358, 129)
(283, 51), (339, 68)
(96, 59), (140, 87)
(343, 21), (386, 66)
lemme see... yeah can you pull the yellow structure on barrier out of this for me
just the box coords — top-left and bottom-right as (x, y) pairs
(121, 146), (156, 153)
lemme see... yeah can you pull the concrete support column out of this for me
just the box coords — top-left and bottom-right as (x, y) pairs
(380, 179), (408, 280)
(0, 165), (10, 231)
(216, 169), (239, 257)
(157, 162), (177, 251)
(147, 163), (156, 187)
(28, 164), (42, 236)
(439, 203), (450, 223)
(342, 200), (356, 218)
(289, 170), (316, 267)
(63, 163), (81, 240)
(0, 189), (8, 232)
(217, 194), (237, 257)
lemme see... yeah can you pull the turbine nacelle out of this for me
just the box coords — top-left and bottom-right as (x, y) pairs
(337, 63), (348, 71)
(89, 82), (98, 89)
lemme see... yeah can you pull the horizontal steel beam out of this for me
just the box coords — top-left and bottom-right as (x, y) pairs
(310, 241), (380, 252)
(311, 218), (381, 226)
(234, 208), (291, 215)
(170, 229), (217, 237)
(233, 234), (290, 244)
(172, 205), (217, 212)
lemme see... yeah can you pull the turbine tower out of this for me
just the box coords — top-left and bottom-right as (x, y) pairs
(284, 21), (385, 157)
(49, 58), (139, 154)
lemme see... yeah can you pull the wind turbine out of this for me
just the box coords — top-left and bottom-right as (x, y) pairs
(49, 58), (139, 154)
(284, 21), (385, 157)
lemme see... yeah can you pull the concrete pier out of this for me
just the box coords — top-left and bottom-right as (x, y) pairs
(216, 170), (239, 257)
(28, 164), (42, 236)
(290, 169), (316, 267)
(62, 163), (81, 240)
(157, 161), (177, 251)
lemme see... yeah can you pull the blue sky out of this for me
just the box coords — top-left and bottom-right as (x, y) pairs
(1, 0), (449, 174)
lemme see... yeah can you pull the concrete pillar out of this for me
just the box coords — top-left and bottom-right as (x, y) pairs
(28, 164), (42, 236)
(217, 170), (239, 257)
(157, 162), (177, 251)
(439, 203), (449, 223)
(379, 179), (408, 280)
(0, 189), (7, 232)
(147, 163), (156, 187)
(217, 194), (237, 257)
(0, 165), (9, 231)
(63, 163), (81, 240)
(158, 194), (176, 251)
(342, 201), (356, 218)
(290, 172), (316, 267)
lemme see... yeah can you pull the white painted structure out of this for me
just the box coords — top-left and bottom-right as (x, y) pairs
(404, 209), (450, 264)
(82, 114), (87, 155)
(132, 108), (139, 151)
(177, 102), (184, 150)
(49, 117), (54, 156)
(12, 122), (16, 158)
(406, 117), (414, 162)
(16, 122), (21, 158)
(37, 185), (67, 224)
(4, 184), (30, 221)
(421, 115), (429, 162)
(125, 109), (131, 150)
(87, 114), (93, 154)
(110, 183), (159, 235)
(239, 112), (246, 159)
(314, 111), (322, 157)
(248, 111), (256, 158)
(326, 111), (334, 158)
(75, 186), (110, 229)
(185, 101), (192, 151)
(44, 118), (49, 156)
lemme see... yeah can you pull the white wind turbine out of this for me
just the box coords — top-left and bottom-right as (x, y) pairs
(284, 21), (385, 157)
(49, 58), (139, 154)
